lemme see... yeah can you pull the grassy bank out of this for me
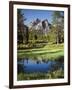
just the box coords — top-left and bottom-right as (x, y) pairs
(17, 43), (64, 60)
(17, 68), (64, 80)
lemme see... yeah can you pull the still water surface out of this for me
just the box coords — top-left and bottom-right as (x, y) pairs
(18, 58), (64, 73)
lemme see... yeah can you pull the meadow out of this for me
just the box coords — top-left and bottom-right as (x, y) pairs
(17, 43), (64, 60)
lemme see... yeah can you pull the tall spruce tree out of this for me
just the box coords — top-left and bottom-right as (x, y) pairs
(17, 9), (25, 43)
(52, 11), (64, 44)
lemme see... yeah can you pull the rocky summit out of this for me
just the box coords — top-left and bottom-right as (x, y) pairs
(29, 18), (51, 36)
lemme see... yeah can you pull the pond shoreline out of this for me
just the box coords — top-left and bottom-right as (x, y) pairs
(17, 69), (64, 80)
(17, 44), (64, 80)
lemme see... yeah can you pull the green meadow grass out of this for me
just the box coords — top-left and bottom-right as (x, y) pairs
(17, 43), (64, 60)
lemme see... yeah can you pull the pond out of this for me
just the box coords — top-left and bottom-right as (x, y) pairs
(17, 57), (64, 74)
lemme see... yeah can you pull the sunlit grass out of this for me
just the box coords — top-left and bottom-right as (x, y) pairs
(17, 43), (64, 60)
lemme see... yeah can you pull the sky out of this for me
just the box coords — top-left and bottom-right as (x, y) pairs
(19, 9), (63, 26)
